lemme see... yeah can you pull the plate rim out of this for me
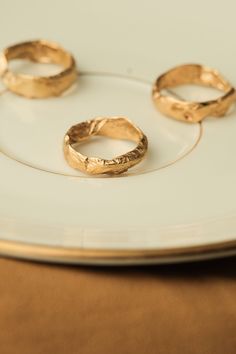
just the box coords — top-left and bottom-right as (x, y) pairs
(1, 237), (236, 265)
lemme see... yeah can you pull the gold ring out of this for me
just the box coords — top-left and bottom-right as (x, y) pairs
(152, 64), (236, 123)
(63, 117), (148, 175)
(0, 39), (77, 98)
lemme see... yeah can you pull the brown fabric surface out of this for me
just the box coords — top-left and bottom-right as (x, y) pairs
(0, 257), (236, 354)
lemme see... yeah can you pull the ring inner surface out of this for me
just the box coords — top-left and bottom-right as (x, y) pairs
(69, 119), (141, 147)
(158, 64), (231, 93)
(98, 119), (141, 143)
(5, 41), (72, 70)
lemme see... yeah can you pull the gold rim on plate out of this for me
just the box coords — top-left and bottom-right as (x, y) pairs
(0, 238), (236, 264)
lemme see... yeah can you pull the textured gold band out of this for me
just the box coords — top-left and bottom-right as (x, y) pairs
(64, 117), (148, 175)
(152, 64), (236, 123)
(0, 39), (77, 98)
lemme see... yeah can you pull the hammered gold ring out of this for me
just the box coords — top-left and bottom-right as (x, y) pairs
(63, 117), (148, 175)
(0, 39), (77, 98)
(152, 64), (236, 123)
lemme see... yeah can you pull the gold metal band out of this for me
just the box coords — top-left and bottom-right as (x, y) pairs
(64, 117), (148, 175)
(0, 39), (77, 98)
(152, 64), (236, 123)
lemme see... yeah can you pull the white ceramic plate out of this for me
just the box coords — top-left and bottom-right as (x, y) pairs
(0, 0), (236, 265)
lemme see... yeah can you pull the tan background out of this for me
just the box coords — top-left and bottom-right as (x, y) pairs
(0, 256), (236, 354)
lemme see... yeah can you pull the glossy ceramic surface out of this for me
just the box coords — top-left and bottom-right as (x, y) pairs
(0, 0), (235, 264)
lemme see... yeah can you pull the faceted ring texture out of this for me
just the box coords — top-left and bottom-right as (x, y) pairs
(0, 39), (77, 98)
(152, 64), (236, 123)
(63, 117), (148, 175)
